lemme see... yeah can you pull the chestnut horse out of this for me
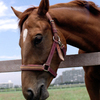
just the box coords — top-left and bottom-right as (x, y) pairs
(12, 0), (100, 100)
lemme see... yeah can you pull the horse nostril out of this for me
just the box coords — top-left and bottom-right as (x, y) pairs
(39, 85), (49, 100)
(27, 89), (34, 99)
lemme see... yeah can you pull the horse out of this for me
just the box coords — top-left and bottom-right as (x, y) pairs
(11, 0), (100, 100)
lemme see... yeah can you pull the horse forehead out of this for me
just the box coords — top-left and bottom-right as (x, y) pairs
(25, 17), (49, 31)
(23, 29), (28, 42)
(25, 15), (37, 27)
(25, 11), (49, 28)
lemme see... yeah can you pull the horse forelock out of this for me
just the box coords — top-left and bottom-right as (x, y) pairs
(19, 7), (37, 32)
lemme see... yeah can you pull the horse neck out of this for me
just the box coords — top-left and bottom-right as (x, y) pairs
(49, 7), (100, 52)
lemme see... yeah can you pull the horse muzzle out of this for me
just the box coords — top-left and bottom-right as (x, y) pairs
(23, 84), (49, 100)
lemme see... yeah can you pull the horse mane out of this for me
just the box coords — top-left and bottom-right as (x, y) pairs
(71, 0), (100, 15)
(50, 0), (100, 15)
(19, 0), (100, 32)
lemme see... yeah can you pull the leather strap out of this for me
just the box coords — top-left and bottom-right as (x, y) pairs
(20, 63), (57, 77)
(44, 41), (57, 67)
(46, 12), (66, 58)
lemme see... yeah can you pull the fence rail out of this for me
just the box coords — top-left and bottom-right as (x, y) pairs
(0, 52), (100, 73)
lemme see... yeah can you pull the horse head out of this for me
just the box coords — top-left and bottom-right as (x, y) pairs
(12, 0), (66, 99)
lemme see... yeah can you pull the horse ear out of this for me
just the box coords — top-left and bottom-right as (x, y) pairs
(11, 6), (22, 19)
(38, 0), (49, 16)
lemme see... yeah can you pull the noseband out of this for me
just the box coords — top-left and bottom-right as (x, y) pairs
(20, 12), (66, 78)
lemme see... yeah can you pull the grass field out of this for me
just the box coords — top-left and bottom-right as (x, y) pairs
(0, 87), (89, 100)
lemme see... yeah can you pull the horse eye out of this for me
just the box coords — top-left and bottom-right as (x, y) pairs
(34, 34), (43, 45)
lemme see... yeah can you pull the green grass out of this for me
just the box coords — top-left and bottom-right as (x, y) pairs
(0, 91), (25, 100)
(47, 87), (89, 100)
(0, 87), (89, 100)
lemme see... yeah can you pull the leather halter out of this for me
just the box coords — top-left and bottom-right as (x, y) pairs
(20, 12), (66, 78)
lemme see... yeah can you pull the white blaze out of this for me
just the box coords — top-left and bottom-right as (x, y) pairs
(23, 29), (28, 42)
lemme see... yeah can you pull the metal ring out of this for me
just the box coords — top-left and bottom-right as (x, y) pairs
(43, 64), (49, 72)
(53, 36), (60, 43)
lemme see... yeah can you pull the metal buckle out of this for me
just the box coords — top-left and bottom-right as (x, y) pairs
(50, 20), (54, 23)
(43, 64), (49, 72)
(53, 36), (64, 48)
